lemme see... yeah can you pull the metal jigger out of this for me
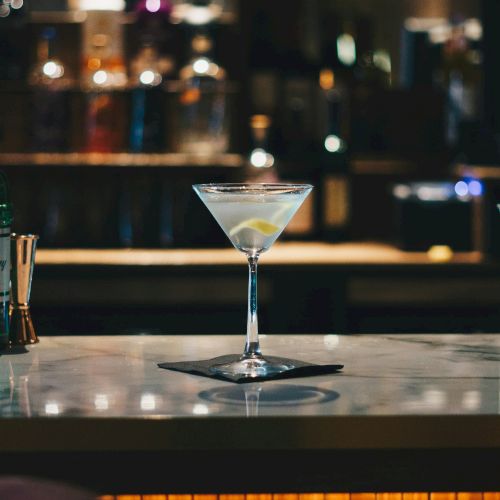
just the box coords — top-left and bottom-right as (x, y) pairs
(9, 234), (39, 346)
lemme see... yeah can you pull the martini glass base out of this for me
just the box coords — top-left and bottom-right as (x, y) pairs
(209, 355), (295, 379)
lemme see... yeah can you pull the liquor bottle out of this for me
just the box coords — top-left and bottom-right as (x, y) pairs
(129, 41), (173, 152)
(317, 68), (351, 243)
(440, 20), (482, 160)
(129, 0), (175, 152)
(0, 171), (12, 349)
(29, 26), (70, 152)
(244, 114), (278, 182)
(81, 11), (128, 152)
(176, 32), (229, 154)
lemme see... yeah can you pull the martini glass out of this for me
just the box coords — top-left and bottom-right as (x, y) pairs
(193, 183), (313, 379)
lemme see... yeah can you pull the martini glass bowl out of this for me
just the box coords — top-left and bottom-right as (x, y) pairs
(193, 183), (313, 379)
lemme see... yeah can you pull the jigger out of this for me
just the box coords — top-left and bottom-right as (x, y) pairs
(9, 234), (39, 345)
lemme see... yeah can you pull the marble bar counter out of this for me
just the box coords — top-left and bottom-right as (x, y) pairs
(1, 334), (500, 494)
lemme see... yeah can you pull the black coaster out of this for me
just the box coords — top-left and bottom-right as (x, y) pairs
(158, 354), (343, 384)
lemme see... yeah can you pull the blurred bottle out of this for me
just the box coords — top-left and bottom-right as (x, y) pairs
(177, 32), (229, 154)
(130, 0), (175, 152)
(317, 68), (351, 243)
(29, 27), (71, 152)
(81, 11), (128, 152)
(0, 171), (12, 349)
(244, 114), (278, 182)
(129, 41), (172, 152)
(440, 19), (482, 159)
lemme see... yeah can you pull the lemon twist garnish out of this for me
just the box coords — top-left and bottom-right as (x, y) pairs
(229, 218), (280, 237)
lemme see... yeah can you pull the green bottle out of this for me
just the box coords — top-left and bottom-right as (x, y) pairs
(0, 171), (12, 349)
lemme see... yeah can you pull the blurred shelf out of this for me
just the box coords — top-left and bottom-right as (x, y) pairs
(35, 241), (484, 267)
(0, 152), (244, 168)
(28, 6), (238, 25)
(351, 157), (420, 175)
(454, 163), (500, 179)
(0, 79), (239, 93)
(351, 155), (450, 176)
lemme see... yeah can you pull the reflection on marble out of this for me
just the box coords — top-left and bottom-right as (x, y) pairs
(199, 384), (340, 417)
(0, 334), (499, 418)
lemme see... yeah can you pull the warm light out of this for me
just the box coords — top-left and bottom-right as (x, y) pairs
(140, 393), (156, 411)
(78, 0), (125, 10)
(404, 17), (447, 32)
(462, 390), (481, 410)
(94, 394), (109, 411)
(324, 134), (345, 153)
(11, 0), (23, 9)
(145, 0), (161, 12)
(323, 334), (339, 349)
(45, 402), (60, 415)
(465, 18), (483, 41)
(43, 61), (64, 79)
(88, 57), (101, 71)
(0, 5), (10, 17)
(139, 70), (156, 85)
(337, 33), (356, 66)
(427, 245), (453, 262)
(429, 24), (451, 44)
(319, 68), (335, 90)
(423, 388), (446, 408)
(373, 50), (391, 74)
(393, 184), (412, 200)
(192, 404), (209, 415)
(176, 2), (223, 25)
(250, 148), (274, 169)
(416, 185), (452, 201)
(193, 58), (210, 74)
(250, 115), (271, 130)
(93, 70), (108, 85)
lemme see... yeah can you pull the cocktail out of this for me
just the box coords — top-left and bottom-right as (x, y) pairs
(193, 183), (313, 379)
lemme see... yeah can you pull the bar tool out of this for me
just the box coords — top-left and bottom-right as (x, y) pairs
(9, 234), (39, 346)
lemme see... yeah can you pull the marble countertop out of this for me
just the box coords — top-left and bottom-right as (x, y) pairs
(0, 333), (499, 454)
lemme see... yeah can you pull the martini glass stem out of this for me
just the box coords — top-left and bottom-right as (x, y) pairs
(244, 255), (262, 359)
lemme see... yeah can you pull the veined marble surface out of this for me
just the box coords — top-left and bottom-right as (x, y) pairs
(1, 333), (499, 419)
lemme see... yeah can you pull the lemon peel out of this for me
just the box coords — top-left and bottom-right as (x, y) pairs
(229, 218), (280, 237)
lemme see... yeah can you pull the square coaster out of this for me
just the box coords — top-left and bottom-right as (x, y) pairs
(158, 354), (343, 383)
